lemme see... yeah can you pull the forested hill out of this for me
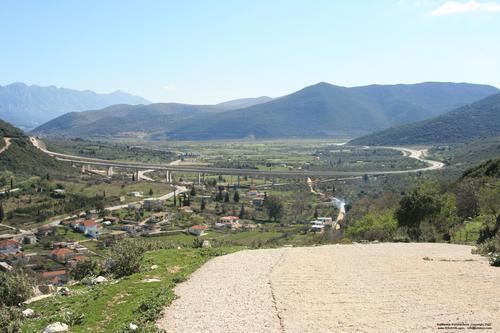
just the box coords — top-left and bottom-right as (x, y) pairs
(0, 119), (73, 176)
(349, 93), (500, 146)
(0, 119), (25, 137)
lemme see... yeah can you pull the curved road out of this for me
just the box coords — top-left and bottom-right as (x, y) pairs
(30, 137), (444, 178)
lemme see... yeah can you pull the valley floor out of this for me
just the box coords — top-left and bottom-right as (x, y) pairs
(157, 243), (499, 333)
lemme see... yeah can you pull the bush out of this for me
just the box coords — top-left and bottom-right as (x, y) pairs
(70, 258), (101, 280)
(345, 211), (397, 241)
(109, 239), (147, 277)
(0, 305), (23, 333)
(474, 234), (500, 266)
(489, 253), (500, 267)
(0, 269), (35, 306)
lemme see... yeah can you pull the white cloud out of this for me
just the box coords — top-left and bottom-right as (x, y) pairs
(430, 0), (500, 16)
(163, 84), (178, 92)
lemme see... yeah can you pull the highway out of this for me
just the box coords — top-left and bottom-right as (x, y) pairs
(30, 137), (445, 178)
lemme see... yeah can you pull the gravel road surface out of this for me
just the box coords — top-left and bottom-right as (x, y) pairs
(157, 243), (499, 333)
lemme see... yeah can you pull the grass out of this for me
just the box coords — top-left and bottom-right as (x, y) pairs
(206, 230), (283, 246)
(61, 181), (173, 202)
(21, 247), (242, 333)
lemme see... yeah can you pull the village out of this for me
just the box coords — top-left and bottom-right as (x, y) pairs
(0, 179), (342, 291)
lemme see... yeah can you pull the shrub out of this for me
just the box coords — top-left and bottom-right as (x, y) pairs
(109, 239), (147, 277)
(345, 211), (397, 241)
(0, 305), (23, 333)
(0, 269), (35, 306)
(490, 253), (500, 267)
(70, 258), (101, 280)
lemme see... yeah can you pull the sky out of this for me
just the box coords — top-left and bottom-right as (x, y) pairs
(1, 0), (499, 104)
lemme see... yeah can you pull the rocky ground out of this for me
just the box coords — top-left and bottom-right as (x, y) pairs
(157, 243), (499, 333)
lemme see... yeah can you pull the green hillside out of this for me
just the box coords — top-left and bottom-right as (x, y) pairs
(461, 157), (500, 179)
(349, 93), (500, 146)
(0, 120), (73, 176)
(32, 103), (223, 138)
(0, 119), (25, 138)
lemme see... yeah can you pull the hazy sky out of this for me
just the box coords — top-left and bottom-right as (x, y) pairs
(1, 0), (499, 104)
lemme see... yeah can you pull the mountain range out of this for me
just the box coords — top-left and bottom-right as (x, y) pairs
(0, 82), (150, 130)
(349, 93), (500, 146)
(32, 82), (498, 140)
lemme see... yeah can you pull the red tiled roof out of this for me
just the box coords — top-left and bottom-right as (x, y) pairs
(41, 270), (67, 278)
(82, 220), (96, 227)
(0, 252), (25, 260)
(0, 239), (21, 248)
(220, 216), (239, 220)
(190, 225), (208, 230)
(73, 255), (88, 262)
(49, 248), (74, 257)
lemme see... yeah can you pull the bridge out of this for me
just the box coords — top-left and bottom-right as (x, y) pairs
(30, 137), (444, 180)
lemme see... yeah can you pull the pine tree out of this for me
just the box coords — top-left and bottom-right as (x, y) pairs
(224, 191), (230, 203)
(173, 191), (177, 207)
(0, 203), (4, 222)
(190, 186), (196, 196)
(149, 188), (154, 196)
(239, 204), (245, 219)
(233, 190), (240, 203)
(314, 208), (319, 219)
(201, 198), (206, 212)
(216, 190), (223, 202)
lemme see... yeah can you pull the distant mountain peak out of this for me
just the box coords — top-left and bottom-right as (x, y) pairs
(0, 82), (151, 130)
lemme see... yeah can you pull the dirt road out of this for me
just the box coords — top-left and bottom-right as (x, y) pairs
(157, 243), (499, 333)
(0, 137), (12, 154)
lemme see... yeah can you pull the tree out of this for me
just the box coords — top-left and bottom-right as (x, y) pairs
(149, 188), (154, 196)
(313, 208), (319, 219)
(239, 204), (245, 219)
(215, 190), (223, 202)
(224, 191), (230, 203)
(478, 181), (500, 218)
(455, 181), (479, 220)
(0, 269), (35, 306)
(9, 178), (13, 189)
(190, 186), (196, 196)
(265, 196), (283, 221)
(200, 198), (206, 212)
(173, 190), (177, 207)
(0, 204), (3, 222)
(396, 182), (458, 241)
(233, 190), (240, 203)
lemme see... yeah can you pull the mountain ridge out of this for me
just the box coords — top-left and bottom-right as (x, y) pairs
(32, 81), (499, 140)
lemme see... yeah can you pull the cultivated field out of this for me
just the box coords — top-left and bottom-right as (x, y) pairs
(158, 243), (500, 333)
